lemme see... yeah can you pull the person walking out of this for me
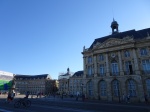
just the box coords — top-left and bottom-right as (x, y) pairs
(122, 93), (125, 103)
(11, 90), (15, 102)
(144, 93), (148, 103)
(25, 91), (30, 99)
(127, 94), (130, 103)
(76, 92), (79, 101)
(82, 93), (85, 102)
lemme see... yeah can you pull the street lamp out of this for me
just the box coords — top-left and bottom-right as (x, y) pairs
(117, 82), (120, 103)
(81, 83), (84, 94)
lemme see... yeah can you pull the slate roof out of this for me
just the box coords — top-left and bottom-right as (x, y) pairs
(60, 73), (71, 76)
(72, 71), (83, 77)
(89, 28), (150, 49)
(14, 74), (51, 79)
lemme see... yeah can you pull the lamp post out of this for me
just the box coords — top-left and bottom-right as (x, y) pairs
(117, 82), (120, 103)
(81, 83), (84, 95)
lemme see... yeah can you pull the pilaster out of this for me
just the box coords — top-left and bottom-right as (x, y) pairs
(106, 53), (110, 76)
(132, 49), (140, 74)
(118, 51), (124, 75)
(94, 55), (97, 77)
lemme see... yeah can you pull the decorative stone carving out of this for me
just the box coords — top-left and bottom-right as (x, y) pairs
(94, 36), (134, 49)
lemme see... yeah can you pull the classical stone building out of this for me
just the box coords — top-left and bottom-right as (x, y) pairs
(82, 19), (150, 102)
(58, 68), (71, 95)
(69, 71), (84, 96)
(14, 74), (57, 94)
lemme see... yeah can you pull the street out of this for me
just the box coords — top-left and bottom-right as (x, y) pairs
(0, 95), (150, 112)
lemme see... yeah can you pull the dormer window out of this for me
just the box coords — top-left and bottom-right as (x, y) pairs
(124, 50), (130, 57)
(140, 48), (147, 56)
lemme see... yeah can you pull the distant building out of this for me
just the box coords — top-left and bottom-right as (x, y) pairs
(69, 71), (84, 96)
(82, 19), (150, 102)
(58, 68), (72, 95)
(14, 74), (53, 94)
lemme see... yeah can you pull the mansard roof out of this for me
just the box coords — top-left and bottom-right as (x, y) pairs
(72, 70), (83, 77)
(14, 74), (51, 80)
(89, 28), (150, 49)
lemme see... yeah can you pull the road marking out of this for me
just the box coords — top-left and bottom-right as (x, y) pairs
(0, 109), (13, 112)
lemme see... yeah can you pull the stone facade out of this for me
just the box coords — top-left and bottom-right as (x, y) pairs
(14, 74), (58, 95)
(82, 20), (150, 102)
(69, 71), (83, 96)
(58, 68), (71, 95)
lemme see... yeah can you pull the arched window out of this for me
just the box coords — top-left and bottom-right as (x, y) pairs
(99, 80), (107, 96)
(111, 60), (119, 75)
(146, 79), (150, 97)
(112, 80), (119, 96)
(128, 79), (136, 97)
(87, 81), (93, 96)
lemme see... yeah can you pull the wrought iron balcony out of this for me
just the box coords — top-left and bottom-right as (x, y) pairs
(124, 71), (135, 75)
(110, 72), (119, 76)
(141, 70), (150, 75)
(97, 73), (106, 77)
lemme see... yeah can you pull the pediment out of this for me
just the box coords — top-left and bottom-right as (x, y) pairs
(93, 36), (134, 49)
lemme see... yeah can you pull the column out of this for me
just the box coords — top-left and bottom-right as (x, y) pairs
(105, 53), (110, 76)
(94, 55), (97, 77)
(118, 51), (124, 75)
(132, 49), (140, 74)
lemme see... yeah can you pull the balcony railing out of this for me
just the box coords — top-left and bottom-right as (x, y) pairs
(97, 73), (106, 77)
(124, 71), (135, 75)
(141, 70), (150, 75)
(110, 72), (119, 76)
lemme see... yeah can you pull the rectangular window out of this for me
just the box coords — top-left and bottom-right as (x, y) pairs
(99, 54), (104, 61)
(125, 61), (132, 75)
(140, 48), (148, 56)
(88, 56), (92, 64)
(124, 51), (130, 57)
(111, 63), (119, 75)
(142, 60), (150, 73)
(100, 64), (105, 76)
(88, 66), (92, 76)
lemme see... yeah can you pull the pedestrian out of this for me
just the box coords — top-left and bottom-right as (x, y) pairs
(122, 93), (125, 102)
(25, 91), (30, 99)
(82, 93), (85, 102)
(76, 92), (79, 101)
(61, 93), (63, 100)
(36, 91), (39, 98)
(11, 90), (15, 102)
(144, 93), (148, 103)
(127, 94), (130, 103)
(6, 91), (12, 103)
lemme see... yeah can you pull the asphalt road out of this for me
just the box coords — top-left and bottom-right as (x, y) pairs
(0, 95), (150, 112)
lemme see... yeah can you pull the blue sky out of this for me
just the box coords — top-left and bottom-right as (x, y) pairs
(0, 0), (150, 79)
